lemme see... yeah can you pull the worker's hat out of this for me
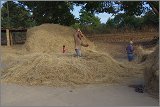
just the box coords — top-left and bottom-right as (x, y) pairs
(77, 28), (80, 32)
(130, 41), (133, 44)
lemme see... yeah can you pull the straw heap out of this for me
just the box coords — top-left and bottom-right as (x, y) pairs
(1, 24), (139, 87)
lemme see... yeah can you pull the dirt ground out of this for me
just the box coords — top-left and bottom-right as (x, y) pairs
(1, 82), (159, 106)
(0, 41), (159, 106)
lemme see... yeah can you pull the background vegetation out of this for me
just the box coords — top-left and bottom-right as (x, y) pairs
(1, 1), (159, 34)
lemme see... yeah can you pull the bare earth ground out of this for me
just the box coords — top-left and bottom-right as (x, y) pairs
(1, 41), (159, 106)
(1, 83), (159, 106)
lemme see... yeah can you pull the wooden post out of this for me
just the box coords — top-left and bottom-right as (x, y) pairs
(9, 31), (13, 46)
(6, 29), (10, 46)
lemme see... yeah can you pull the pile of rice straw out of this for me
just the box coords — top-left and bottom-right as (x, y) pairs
(1, 24), (139, 87)
(25, 24), (95, 53)
(143, 45), (159, 97)
(135, 45), (156, 63)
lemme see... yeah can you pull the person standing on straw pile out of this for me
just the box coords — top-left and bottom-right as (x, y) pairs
(73, 28), (89, 57)
(126, 40), (134, 61)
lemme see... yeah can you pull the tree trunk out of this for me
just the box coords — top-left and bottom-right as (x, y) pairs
(147, 1), (159, 16)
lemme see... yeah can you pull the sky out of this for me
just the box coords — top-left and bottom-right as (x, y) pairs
(1, 1), (113, 23)
(70, 5), (114, 23)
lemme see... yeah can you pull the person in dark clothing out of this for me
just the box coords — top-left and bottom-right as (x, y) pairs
(126, 41), (134, 61)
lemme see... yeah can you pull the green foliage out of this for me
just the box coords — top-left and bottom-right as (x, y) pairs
(73, 1), (159, 34)
(79, 10), (100, 27)
(74, 1), (117, 14)
(1, 1), (159, 32)
(106, 18), (116, 28)
(19, 1), (76, 26)
(119, 1), (145, 16)
(1, 1), (34, 28)
(143, 11), (159, 27)
(77, 10), (158, 34)
(75, 1), (159, 16)
(71, 23), (81, 30)
(104, 11), (158, 32)
(72, 10), (101, 34)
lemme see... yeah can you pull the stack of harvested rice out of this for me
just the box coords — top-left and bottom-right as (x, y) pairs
(1, 51), (138, 87)
(1, 24), (139, 87)
(25, 24), (95, 53)
(135, 46), (155, 63)
(143, 45), (159, 97)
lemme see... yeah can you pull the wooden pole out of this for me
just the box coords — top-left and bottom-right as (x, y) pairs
(6, 29), (10, 46)
(6, 2), (11, 46)
(10, 31), (13, 46)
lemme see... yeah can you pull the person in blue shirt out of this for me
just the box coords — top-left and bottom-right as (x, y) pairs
(126, 41), (134, 61)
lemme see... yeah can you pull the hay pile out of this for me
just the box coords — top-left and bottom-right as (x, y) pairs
(25, 24), (95, 53)
(143, 45), (159, 97)
(1, 24), (137, 87)
(1, 51), (136, 87)
(135, 46), (155, 63)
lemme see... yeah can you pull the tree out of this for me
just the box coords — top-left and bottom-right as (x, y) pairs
(75, 1), (159, 16)
(116, 1), (159, 16)
(143, 11), (159, 27)
(18, 1), (76, 26)
(78, 10), (101, 33)
(147, 1), (159, 16)
(74, 1), (116, 14)
(1, 1), (34, 28)
(1, 1), (159, 29)
(106, 18), (115, 28)
(79, 10), (100, 27)
(105, 11), (158, 32)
